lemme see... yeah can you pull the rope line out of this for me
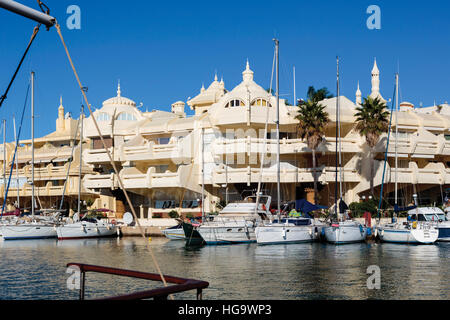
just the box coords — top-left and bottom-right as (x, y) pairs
(1, 81), (30, 219)
(54, 23), (171, 297)
(0, 25), (40, 109)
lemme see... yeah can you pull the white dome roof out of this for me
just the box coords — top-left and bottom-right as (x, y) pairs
(102, 83), (136, 107)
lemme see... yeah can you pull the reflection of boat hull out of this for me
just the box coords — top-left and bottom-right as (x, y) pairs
(162, 225), (185, 240)
(56, 222), (117, 240)
(378, 226), (438, 244)
(182, 222), (205, 246)
(255, 225), (318, 245)
(1, 224), (57, 240)
(324, 222), (367, 244)
(197, 225), (256, 245)
(436, 224), (450, 242)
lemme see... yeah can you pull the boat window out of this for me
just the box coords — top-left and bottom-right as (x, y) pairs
(227, 229), (232, 232)
(417, 214), (427, 221)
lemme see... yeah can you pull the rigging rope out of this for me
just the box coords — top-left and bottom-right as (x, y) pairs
(377, 79), (397, 221)
(1, 82), (30, 219)
(59, 110), (82, 211)
(53, 23), (171, 297)
(0, 25), (40, 109)
(254, 44), (276, 216)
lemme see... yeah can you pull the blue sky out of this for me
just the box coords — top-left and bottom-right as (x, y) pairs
(0, 0), (449, 141)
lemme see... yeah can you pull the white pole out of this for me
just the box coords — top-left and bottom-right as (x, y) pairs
(31, 71), (35, 218)
(395, 73), (399, 207)
(78, 105), (83, 215)
(2, 119), (6, 202)
(274, 38), (281, 218)
(201, 127), (205, 220)
(13, 115), (19, 208)
(293, 66), (296, 106)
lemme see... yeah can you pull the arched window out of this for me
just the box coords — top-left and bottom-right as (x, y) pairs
(251, 98), (272, 107)
(225, 99), (245, 108)
(96, 112), (111, 122)
(116, 113), (137, 121)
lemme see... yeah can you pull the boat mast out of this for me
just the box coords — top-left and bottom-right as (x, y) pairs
(334, 57), (339, 220)
(337, 57), (343, 203)
(293, 66), (296, 107)
(395, 73), (399, 209)
(78, 104), (84, 215)
(201, 127), (205, 221)
(2, 119), (5, 202)
(31, 71), (35, 218)
(13, 116), (19, 209)
(274, 38), (281, 218)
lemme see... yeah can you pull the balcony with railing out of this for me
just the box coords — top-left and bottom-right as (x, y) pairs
(83, 173), (118, 190)
(84, 164), (201, 193)
(212, 137), (361, 157)
(212, 164), (360, 185)
(83, 147), (118, 164)
(121, 142), (189, 162)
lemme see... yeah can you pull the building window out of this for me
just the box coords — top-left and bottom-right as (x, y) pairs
(225, 99), (245, 108)
(251, 98), (272, 107)
(116, 113), (137, 121)
(96, 112), (111, 122)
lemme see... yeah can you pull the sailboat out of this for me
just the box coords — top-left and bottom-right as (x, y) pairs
(255, 40), (323, 245)
(2, 72), (59, 240)
(56, 105), (117, 240)
(377, 74), (438, 244)
(323, 57), (367, 244)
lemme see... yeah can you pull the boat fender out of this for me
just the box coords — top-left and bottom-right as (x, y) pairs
(282, 228), (287, 239)
(367, 227), (372, 236)
(412, 221), (417, 229)
(321, 228), (325, 237)
(359, 225), (364, 233)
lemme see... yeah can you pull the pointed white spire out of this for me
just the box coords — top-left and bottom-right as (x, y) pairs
(242, 59), (254, 83)
(201, 83), (205, 93)
(372, 58), (379, 75)
(117, 80), (121, 97)
(214, 73), (218, 82)
(356, 81), (362, 105)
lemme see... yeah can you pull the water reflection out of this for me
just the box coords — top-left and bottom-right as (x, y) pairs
(0, 237), (448, 300)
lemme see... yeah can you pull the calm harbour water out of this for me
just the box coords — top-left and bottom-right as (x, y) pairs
(0, 237), (449, 300)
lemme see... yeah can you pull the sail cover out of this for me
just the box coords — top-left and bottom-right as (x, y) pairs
(296, 199), (327, 214)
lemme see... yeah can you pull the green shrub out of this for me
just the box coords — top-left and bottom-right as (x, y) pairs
(349, 199), (378, 218)
(168, 210), (179, 219)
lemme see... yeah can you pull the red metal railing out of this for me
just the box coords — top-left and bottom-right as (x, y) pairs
(67, 263), (209, 300)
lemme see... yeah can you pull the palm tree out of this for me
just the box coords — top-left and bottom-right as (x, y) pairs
(296, 99), (330, 204)
(307, 86), (334, 103)
(354, 96), (390, 196)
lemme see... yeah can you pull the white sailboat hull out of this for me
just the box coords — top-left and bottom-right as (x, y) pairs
(1, 224), (57, 240)
(162, 227), (185, 240)
(324, 222), (367, 244)
(378, 225), (438, 244)
(56, 221), (117, 240)
(197, 225), (256, 245)
(255, 224), (319, 245)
